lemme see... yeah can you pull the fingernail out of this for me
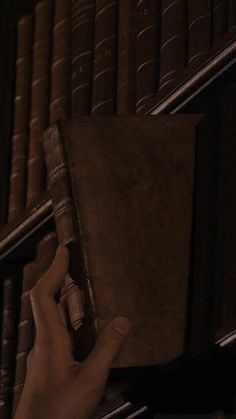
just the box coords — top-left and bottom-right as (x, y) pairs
(111, 317), (132, 336)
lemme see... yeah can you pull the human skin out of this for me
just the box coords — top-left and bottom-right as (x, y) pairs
(14, 245), (132, 419)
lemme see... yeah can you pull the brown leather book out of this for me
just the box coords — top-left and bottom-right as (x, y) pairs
(188, 0), (212, 67)
(27, 0), (54, 208)
(116, 0), (136, 115)
(12, 233), (57, 416)
(228, 0), (236, 31)
(50, 0), (71, 123)
(91, 0), (118, 115)
(0, 276), (21, 419)
(159, 0), (187, 94)
(42, 115), (201, 367)
(136, 0), (162, 114)
(213, 0), (228, 42)
(8, 15), (34, 223)
(71, 0), (95, 116)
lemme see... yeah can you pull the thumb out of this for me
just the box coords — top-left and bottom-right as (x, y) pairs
(84, 317), (132, 373)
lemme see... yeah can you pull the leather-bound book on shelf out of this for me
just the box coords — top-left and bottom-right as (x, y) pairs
(27, 0), (54, 208)
(159, 0), (187, 94)
(213, 0), (228, 42)
(91, 0), (118, 115)
(50, 0), (71, 123)
(228, 0), (236, 31)
(42, 115), (201, 367)
(0, 276), (21, 419)
(188, 0), (212, 67)
(136, 0), (162, 114)
(116, 0), (136, 115)
(71, 0), (95, 116)
(8, 15), (34, 223)
(12, 233), (57, 416)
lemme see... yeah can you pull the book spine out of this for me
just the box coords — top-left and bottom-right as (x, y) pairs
(12, 233), (57, 416)
(228, 0), (236, 31)
(188, 0), (212, 67)
(50, 0), (71, 123)
(0, 276), (21, 419)
(42, 123), (96, 358)
(91, 0), (118, 115)
(8, 15), (34, 223)
(216, 85), (236, 339)
(27, 0), (54, 208)
(136, 0), (162, 114)
(213, 0), (228, 43)
(159, 0), (187, 93)
(71, 0), (95, 116)
(116, 0), (137, 115)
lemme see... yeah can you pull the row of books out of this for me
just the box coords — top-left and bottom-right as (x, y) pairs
(4, 0), (236, 227)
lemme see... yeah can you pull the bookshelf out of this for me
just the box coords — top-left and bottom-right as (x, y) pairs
(0, 0), (236, 417)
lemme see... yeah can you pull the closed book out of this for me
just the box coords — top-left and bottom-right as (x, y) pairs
(136, 0), (161, 114)
(50, 0), (71, 123)
(117, 0), (136, 115)
(159, 0), (187, 93)
(91, 0), (118, 115)
(188, 0), (212, 67)
(42, 115), (201, 367)
(12, 233), (57, 416)
(71, 0), (95, 116)
(0, 276), (21, 419)
(213, 0), (228, 43)
(8, 15), (34, 223)
(228, 0), (236, 31)
(27, 0), (54, 208)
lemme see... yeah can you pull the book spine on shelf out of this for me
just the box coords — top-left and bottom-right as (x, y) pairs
(136, 0), (162, 114)
(228, 0), (236, 31)
(116, 0), (137, 115)
(50, 0), (71, 123)
(188, 0), (212, 67)
(12, 233), (57, 416)
(159, 0), (187, 94)
(71, 0), (95, 116)
(91, 0), (118, 115)
(27, 0), (54, 208)
(8, 15), (34, 223)
(0, 276), (21, 419)
(190, 112), (220, 353)
(213, 0), (228, 43)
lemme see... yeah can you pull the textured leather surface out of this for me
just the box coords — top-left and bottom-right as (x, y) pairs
(63, 115), (200, 367)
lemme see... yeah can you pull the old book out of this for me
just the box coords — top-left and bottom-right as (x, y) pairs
(0, 276), (21, 419)
(27, 0), (54, 208)
(42, 115), (201, 367)
(71, 0), (95, 116)
(12, 233), (57, 416)
(228, 0), (236, 31)
(136, 0), (162, 114)
(116, 0), (136, 115)
(50, 0), (71, 123)
(188, 0), (212, 67)
(91, 0), (118, 115)
(213, 0), (228, 42)
(8, 15), (34, 223)
(159, 0), (187, 93)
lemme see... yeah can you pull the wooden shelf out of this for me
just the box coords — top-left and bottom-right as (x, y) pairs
(0, 194), (53, 261)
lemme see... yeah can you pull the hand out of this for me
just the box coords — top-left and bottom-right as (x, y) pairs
(14, 245), (131, 419)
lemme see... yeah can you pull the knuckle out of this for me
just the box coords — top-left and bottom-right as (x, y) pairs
(30, 281), (46, 301)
